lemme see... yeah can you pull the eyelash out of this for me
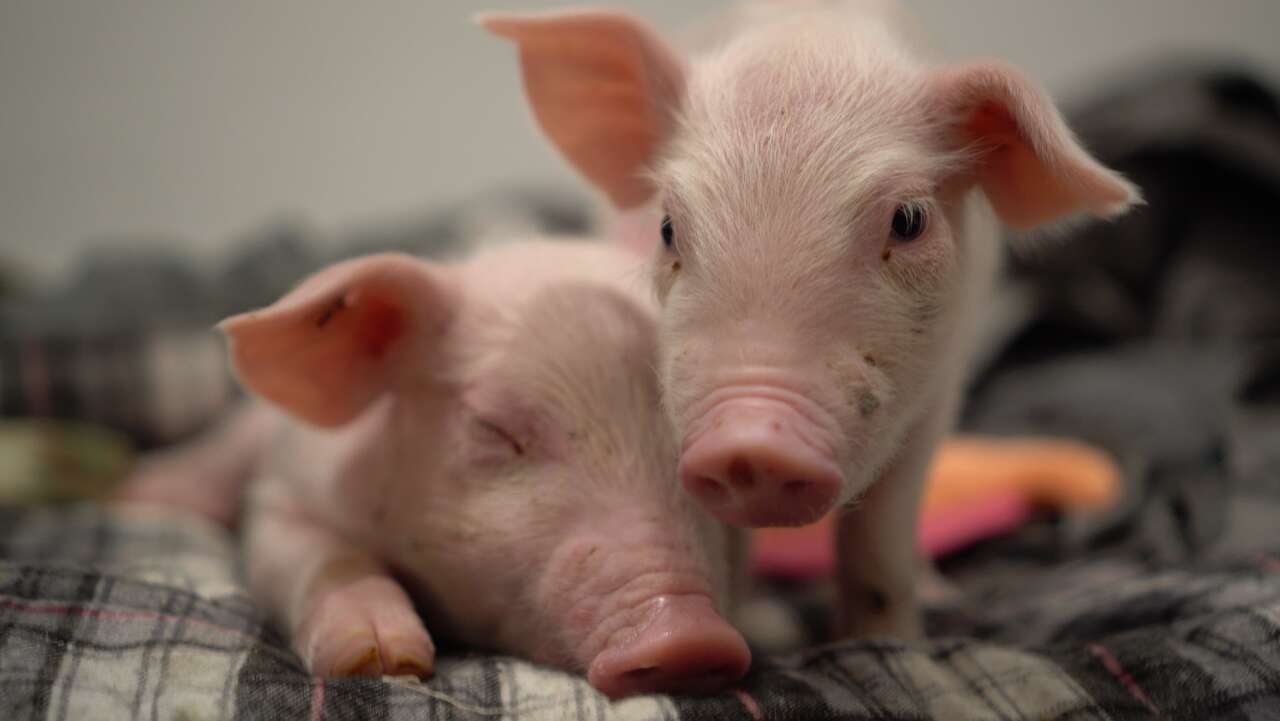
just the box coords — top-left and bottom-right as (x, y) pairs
(890, 200), (929, 242)
(473, 417), (525, 457)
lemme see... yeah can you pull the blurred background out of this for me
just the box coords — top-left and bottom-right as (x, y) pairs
(2, 1), (1279, 282)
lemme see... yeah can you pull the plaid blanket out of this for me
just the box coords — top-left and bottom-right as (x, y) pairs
(3, 503), (1280, 720)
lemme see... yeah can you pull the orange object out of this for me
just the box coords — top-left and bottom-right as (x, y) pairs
(752, 435), (1124, 578)
(922, 435), (1121, 513)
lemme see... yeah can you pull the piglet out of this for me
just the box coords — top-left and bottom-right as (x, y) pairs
(216, 240), (749, 699)
(482, 0), (1140, 638)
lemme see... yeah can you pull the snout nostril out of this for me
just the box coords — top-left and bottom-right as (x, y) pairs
(622, 666), (659, 681)
(691, 664), (733, 680)
(782, 480), (811, 496)
(693, 476), (728, 500)
(727, 458), (755, 490)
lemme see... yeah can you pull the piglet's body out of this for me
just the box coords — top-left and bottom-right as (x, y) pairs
(221, 240), (749, 699)
(485, 0), (1139, 638)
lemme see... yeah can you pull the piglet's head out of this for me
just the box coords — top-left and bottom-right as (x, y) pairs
(219, 247), (749, 698)
(219, 253), (456, 428)
(485, 4), (1140, 528)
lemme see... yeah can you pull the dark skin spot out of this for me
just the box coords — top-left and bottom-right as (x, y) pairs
(315, 295), (347, 328)
(863, 354), (877, 367)
(881, 246), (893, 261)
(857, 390), (880, 418)
(914, 298), (942, 324)
(671, 260), (681, 273)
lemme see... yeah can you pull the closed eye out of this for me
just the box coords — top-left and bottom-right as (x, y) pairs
(474, 417), (525, 457)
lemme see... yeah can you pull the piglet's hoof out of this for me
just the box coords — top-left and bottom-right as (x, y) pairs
(321, 628), (435, 678)
(296, 576), (436, 679)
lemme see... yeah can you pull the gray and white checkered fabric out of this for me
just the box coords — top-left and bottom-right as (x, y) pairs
(3, 503), (1280, 720)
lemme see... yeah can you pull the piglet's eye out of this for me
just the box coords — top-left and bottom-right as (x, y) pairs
(473, 417), (524, 457)
(890, 203), (927, 241)
(660, 215), (675, 250)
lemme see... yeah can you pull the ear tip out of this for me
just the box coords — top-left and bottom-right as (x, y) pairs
(215, 314), (249, 336)
(473, 8), (648, 39)
(1098, 176), (1145, 218)
(473, 11), (519, 37)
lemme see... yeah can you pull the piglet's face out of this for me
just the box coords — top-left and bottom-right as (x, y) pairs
(484, 3), (1140, 527)
(436, 281), (747, 698)
(652, 32), (975, 524)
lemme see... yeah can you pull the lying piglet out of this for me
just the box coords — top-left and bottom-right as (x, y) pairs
(483, 0), (1140, 638)
(221, 241), (749, 699)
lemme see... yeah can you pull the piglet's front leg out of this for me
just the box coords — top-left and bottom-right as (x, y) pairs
(833, 416), (946, 640)
(245, 503), (435, 678)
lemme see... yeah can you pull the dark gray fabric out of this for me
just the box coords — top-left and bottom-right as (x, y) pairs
(960, 63), (1280, 567)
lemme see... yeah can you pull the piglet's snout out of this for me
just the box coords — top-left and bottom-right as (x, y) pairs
(679, 397), (842, 527)
(588, 594), (750, 699)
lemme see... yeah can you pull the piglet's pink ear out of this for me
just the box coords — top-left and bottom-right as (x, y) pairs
(934, 62), (1140, 230)
(218, 254), (455, 428)
(479, 9), (685, 209)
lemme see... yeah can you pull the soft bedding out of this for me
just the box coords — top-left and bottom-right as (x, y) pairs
(3, 504), (1280, 720)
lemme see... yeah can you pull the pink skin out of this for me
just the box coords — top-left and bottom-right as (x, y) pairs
(113, 401), (277, 527)
(210, 241), (748, 698)
(483, 0), (1140, 638)
(678, 390), (842, 527)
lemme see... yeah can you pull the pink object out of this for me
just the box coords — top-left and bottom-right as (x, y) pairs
(484, 0), (1140, 639)
(750, 522), (837, 581)
(918, 491), (1033, 558)
(751, 491), (1034, 580)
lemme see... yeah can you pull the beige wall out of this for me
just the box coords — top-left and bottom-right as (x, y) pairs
(3, 1), (1278, 281)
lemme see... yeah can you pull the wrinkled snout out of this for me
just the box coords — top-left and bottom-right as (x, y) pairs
(587, 594), (750, 699)
(679, 396), (842, 527)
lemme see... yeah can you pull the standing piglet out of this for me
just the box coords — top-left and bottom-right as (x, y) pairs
(222, 240), (749, 699)
(482, 0), (1139, 637)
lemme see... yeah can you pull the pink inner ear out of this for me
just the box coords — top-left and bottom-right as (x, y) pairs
(965, 101), (1085, 229)
(481, 10), (685, 209)
(350, 292), (407, 360)
(517, 40), (663, 208)
(220, 254), (449, 428)
(939, 62), (1140, 230)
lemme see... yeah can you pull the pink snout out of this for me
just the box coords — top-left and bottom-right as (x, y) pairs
(679, 398), (842, 527)
(588, 594), (751, 699)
